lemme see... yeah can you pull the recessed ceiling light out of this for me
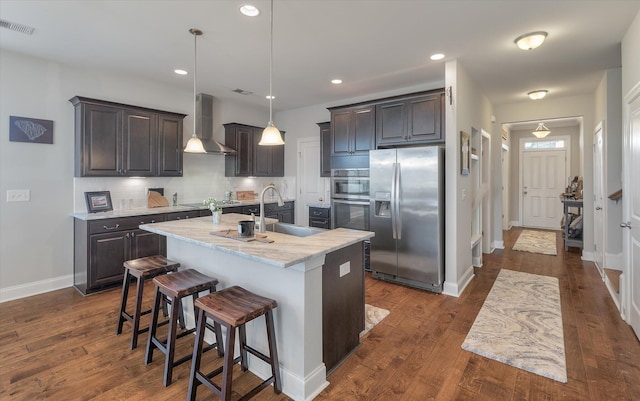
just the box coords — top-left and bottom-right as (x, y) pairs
(528, 90), (548, 100)
(430, 53), (445, 61)
(266, 95), (275, 100)
(331, 79), (343, 85)
(240, 4), (260, 17)
(174, 69), (188, 75)
(514, 31), (548, 50)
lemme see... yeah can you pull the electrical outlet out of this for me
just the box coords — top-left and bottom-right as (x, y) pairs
(7, 189), (30, 202)
(339, 261), (351, 277)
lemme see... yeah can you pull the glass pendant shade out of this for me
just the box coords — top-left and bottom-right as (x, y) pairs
(259, 122), (284, 145)
(184, 135), (207, 153)
(532, 122), (551, 138)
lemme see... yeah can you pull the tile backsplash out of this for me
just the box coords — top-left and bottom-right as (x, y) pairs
(73, 175), (296, 213)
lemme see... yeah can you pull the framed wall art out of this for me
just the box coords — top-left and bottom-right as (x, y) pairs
(9, 116), (54, 144)
(84, 191), (113, 213)
(460, 131), (470, 175)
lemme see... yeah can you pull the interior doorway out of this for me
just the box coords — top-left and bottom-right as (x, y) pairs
(296, 137), (325, 226)
(593, 122), (605, 276)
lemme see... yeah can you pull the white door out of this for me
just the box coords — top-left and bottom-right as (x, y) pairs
(624, 88), (640, 340)
(593, 123), (605, 276)
(522, 150), (566, 229)
(296, 137), (325, 227)
(502, 144), (510, 230)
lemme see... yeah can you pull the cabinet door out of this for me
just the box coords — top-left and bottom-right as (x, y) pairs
(278, 209), (294, 224)
(352, 106), (375, 153)
(406, 93), (443, 143)
(226, 125), (253, 177)
(270, 141), (285, 176)
(376, 100), (406, 146)
(318, 122), (331, 177)
(130, 229), (165, 259)
(123, 109), (156, 176)
(82, 103), (122, 176)
(89, 231), (128, 289)
(331, 110), (352, 156)
(158, 114), (183, 176)
(253, 129), (271, 176)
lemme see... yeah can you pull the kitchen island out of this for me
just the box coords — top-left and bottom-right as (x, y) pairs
(140, 213), (374, 401)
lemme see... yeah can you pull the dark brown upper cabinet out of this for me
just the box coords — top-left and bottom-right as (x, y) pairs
(329, 105), (375, 157)
(376, 91), (444, 146)
(317, 122), (331, 177)
(224, 123), (284, 177)
(70, 96), (185, 177)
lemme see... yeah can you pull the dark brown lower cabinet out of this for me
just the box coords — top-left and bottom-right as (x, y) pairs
(322, 242), (365, 375)
(74, 214), (166, 294)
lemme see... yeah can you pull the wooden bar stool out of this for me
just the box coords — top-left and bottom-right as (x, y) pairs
(187, 286), (282, 401)
(116, 255), (181, 350)
(145, 269), (223, 386)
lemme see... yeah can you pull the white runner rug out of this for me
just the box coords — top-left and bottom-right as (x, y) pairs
(361, 304), (389, 337)
(462, 269), (567, 382)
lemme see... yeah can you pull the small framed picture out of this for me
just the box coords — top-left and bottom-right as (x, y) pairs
(460, 131), (470, 175)
(85, 191), (113, 213)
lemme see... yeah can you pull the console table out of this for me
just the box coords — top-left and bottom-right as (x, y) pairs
(562, 199), (583, 251)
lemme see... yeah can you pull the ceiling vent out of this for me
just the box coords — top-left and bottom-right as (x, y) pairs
(232, 88), (253, 96)
(0, 19), (35, 35)
(196, 93), (236, 155)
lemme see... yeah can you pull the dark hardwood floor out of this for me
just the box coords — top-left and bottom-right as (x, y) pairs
(1, 227), (639, 400)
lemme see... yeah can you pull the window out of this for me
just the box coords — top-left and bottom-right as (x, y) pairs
(524, 139), (566, 150)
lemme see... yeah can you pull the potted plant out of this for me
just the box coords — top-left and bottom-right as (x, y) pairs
(204, 197), (222, 224)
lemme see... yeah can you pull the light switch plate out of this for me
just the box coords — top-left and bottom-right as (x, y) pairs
(339, 261), (350, 277)
(7, 189), (30, 202)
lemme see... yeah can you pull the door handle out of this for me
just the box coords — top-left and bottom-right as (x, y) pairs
(620, 221), (632, 229)
(523, 191), (528, 195)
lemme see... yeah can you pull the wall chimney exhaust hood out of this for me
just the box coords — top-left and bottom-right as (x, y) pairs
(196, 93), (236, 155)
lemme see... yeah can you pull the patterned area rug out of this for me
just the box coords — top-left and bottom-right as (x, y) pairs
(512, 229), (557, 255)
(462, 269), (567, 383)
(361, 304), (389, 337)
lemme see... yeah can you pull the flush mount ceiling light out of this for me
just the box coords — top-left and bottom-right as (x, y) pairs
(532, 122), (551, 138)
(514, 31), (548, 50)
(331, 79), (343, 85)
(240, 4), (260, 17)
(430, 53), (445, 61)
(259, 0), (284, 146)
(183, 28), (207, 154)
(528, 90), (548, 100)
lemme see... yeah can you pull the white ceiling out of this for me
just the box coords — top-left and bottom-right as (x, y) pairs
(1, 0), (638, 112)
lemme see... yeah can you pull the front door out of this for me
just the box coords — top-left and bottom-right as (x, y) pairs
(522, 150), (566, 229)
(593, 124), (605, 276)
(624, 88), (640, 340)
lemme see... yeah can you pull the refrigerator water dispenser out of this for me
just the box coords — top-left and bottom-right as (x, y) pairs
(374, 191), (391, 217)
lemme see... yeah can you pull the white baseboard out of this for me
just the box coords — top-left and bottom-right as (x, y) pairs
(509, 220), (520, 228)
(606, 252), (624, 270)
(581, 251), (594, 262)
(0, 275), (74, 303)
(493, 240), (504, 250)
(443, 265), (475, 297)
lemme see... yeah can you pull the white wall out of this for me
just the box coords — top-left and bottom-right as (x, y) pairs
(494, 94), (595, 254)
(622, 10), (640, 96)
(443, 60), (495, 296)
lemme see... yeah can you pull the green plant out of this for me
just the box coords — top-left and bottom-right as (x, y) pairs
(203, 197), (222, 213)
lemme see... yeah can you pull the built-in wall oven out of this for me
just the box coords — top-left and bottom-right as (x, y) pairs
(331, 168), (370, 269)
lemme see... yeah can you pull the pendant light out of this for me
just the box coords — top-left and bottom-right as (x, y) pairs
(184, 28), (207, 153)
(259, 0), (284, 146)
(532, 122), (551, 139)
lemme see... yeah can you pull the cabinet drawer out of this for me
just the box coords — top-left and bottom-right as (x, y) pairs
(309, 207), (329, 219)
(166, 211), (201, 220)
(88, 214), (167, 234)
(265, 201), (293, 212)
(243, 205), (261, 215)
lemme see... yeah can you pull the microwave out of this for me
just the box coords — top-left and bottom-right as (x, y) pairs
(331, 169), (369, 200)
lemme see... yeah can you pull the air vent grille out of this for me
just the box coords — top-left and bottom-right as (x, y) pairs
(0, 19), (35, 35)
(232, 88), (253, 96)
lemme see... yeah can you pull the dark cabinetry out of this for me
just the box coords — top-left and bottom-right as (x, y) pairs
(376, 91), (444, 146)
(309, 207), (330, 229)
(330, 105), (375, 156)
(317, 122), (331, 177)
(74, 214), (166, 294)
(224, 123), (284, 177)
(265, 201), (295, 224)
(70, 96), (185, 177)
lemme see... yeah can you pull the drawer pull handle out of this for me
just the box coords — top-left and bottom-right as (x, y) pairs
(103, 224), (120, 230)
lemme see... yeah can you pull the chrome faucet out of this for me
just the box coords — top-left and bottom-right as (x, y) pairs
(259, 184), (284, 233)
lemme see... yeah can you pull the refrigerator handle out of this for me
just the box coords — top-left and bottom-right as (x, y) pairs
(391, 162), (397, 239)
(395, 162), (401, 240)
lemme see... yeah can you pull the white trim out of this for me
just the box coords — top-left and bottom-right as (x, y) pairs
(493, 240), (505, 250)
(443, 264), (475, 297)
(606, 252), (624, 271)
(509, 220), (520, 228)
(0, 275), (73, 303)
(581, 251), (593, 262)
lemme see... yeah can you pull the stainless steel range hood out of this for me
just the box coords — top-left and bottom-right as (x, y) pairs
(196, 93), (236, 155)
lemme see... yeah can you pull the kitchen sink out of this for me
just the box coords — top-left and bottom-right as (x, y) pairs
(267, 222), (326, 237)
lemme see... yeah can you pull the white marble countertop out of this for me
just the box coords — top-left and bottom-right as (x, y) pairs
(307, 203), (331, 209)
(71, 198), (296, 220)
(140, 213), (374, 268)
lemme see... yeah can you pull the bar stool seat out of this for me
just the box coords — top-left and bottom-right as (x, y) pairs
(116, 255), (181, 350)
(145, 269), (223, 387)
(187, 286), (281, 401)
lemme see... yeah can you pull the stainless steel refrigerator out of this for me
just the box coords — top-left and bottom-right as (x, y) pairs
(369, 146), (444, 293)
